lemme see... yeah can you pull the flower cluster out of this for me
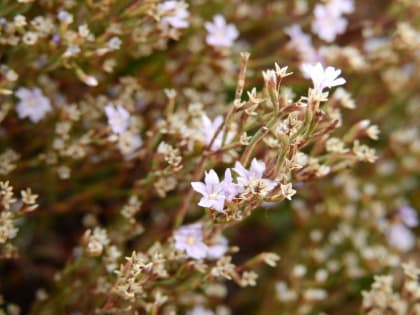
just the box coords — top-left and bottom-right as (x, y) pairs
(0, 1), (418, 315)
(192, 158), (285, 215)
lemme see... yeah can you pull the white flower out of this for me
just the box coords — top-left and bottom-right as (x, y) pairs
(311, 4), (348, 42)
(280, 183), (296, 200)
(174, 223), (208, 259)
(205, 15), (239, 48)
(301, 62), (346, 92)
(15, 87), (52, 123)
(158, 1), (189, 29)
(104, 103), (130, 134)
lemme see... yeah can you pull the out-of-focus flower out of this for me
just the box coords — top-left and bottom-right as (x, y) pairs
(191, 170), (226, 212)
(328, 0), (355, 15)
(57, 10), (73, 24)
(107, 37), (122, 50)
(301, 63), (346, 92)
(207, 235), (228, 260)
(63, 45), (81, 57)
(174, 223), (208, 259)
(118, 132), (143, 157)
(233, 159), (276, 195)
(15, 87), (52, 123)
(386, 223), (416, 252)
(205, 15), (238, 48)
(284, 24), (320, 63)
(105, 103), (130, 134)
(187, 305), (214, 315)
(398, 206), (418, 228)
(311, 4), (348, 42)
(201, 114), (233, 150)
(158, 0), (189, 29)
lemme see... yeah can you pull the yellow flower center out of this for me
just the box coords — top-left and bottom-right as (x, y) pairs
(187, 236), (195, 245)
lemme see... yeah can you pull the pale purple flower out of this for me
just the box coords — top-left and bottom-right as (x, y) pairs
(174, 223), (208, 259)
(386, 223), (416, 252)
(205, 15), (238, 48)
(233, 159), (276, 194)
(201, 114), (227, 150)
(207, 235), (228, 260)
(107, 37), (122, 50)
(284, 24), (321, 64)
(221, 169), (242, 202)
(328, 0), (355, 15)
(191, 170), (225, 212)
(57, 10), (73, 24)
(118, 132), (143, 158)
(311, 4), (348, 42)
(158, 1), (189, 29)
(398, 206), (418, 228)
(301, 62), (346, 92)
(63, 45), (81, 57)
(187, 305), (214, 315)
(15, 87), (52, 123)
(104, 103), (130, 134)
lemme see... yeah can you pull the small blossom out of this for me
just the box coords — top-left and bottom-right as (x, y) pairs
(311, 4), (348, 42)
(57, 10), (73, 24)
(280, 183), (296, 200)
(201, 114), (233, 150)
(301, 62), (346, 92)
(284, 24), (320, 63)
(366, 125), (380, 140)
(191, 170), (225, 212)
(105, 103), (130, 135)
(386, 223), (416, 252)
(207, 235), (228, 260)
(262, 253), (280, 267)
(174, 223), (208, 260)
(328, 0), (355, 15)
(118, 132), (143, 157)
(398, 206), (418, 228)
(233, 159), (276, 195)
(221, 169), (242, 202)
(241, 271), (258, 287)
(107, 37), (122, 50)
(63, 45), (81, 57)
(158, 1), (189, 29)
(82, 75), (98, 87)
(276, 281), (297, 302)
(13, 15), (27, 27)
(22, 31), (38, 45)
(205, 15), (239, 48)
(15, 87), (52, 123)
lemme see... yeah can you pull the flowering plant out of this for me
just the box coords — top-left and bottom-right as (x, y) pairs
(0, 1), (419, 314)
